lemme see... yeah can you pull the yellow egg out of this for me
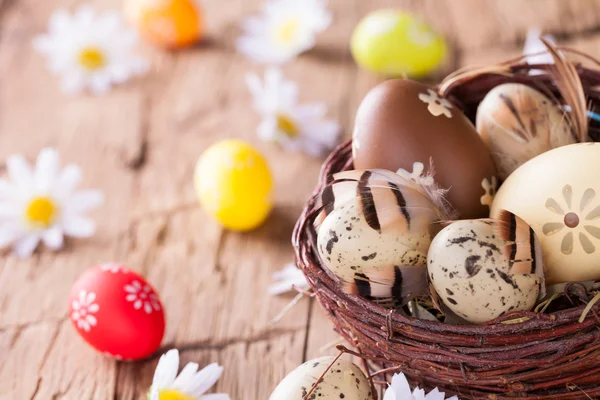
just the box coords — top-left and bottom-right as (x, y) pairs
(350, 10), (447, 78)
(124, 0), (204, 49)
(491, 143), (600, 284)
(194, 140), (273, 232)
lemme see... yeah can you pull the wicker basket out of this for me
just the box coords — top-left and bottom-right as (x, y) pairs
(293, 52), (600, 400)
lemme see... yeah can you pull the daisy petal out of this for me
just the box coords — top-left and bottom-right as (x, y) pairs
(200, 394), (231, 400)
(89, 74), (113, 95)
(67, 190), (104, 213)
(55, 164), (82, 198)
(14, 234), (41, 258)
(42, 225), (64, 250)
(152, 349), (180, 389)
(0, 202), (21, 219)
(49, 9), (71, 33)
(62, 216), (96, 238)
(390, 373), (412, 396)
(171, 362), (200, 391)
(7, 154), (34, 193)
(383, 385), (396, 400)
(35, 148), (60, 193)
(185, 363), (224, 396)
(0, 222), (21, 248)
(0, 179), (17, 200)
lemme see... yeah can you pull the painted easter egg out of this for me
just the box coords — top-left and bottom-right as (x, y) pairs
(124, 0), (204, 48)
(476, 83), (576, 180)
(315, 169), (450, 307)
(270, 356), (373, 400)
(353, 79), (497, 219)
(194, 140), (273, 231)
(350, 10), (447, 77)
(427, 212), (544, 324)
(491, 143), (600, 284)
(68, 264), (165, 360)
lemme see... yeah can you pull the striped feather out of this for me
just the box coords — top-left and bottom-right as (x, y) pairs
(493, 210), (545, 280)
(342, 265), (428, 308)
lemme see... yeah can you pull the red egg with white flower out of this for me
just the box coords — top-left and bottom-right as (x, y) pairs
(68, 263), (165, 360)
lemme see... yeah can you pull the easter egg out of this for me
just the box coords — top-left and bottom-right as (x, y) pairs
(194, 140), (273, 231)
(350, 10), (447, 77)
(124, 0), (204, 48)
(270, 356), (373, 400)
(68, 264), (165, 360)
(427, 212), (544, 324)
(315, 169), (448, 307)
(476, 83), (575, 180)
(353, 79), (497, 219)
(491, 143), (600, 284)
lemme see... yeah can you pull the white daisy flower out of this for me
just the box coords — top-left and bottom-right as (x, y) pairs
(268, 262), (309, 295)
(149, 349), (230, 400)
(237, 0), (332, 64)
(384, 373), (459, 400)
(33, 6), (149, 94)
(246, 68), (340, 157)
(0, 148), (104, 258)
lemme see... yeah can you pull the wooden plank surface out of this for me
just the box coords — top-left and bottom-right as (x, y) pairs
(1, 0), (600, 399)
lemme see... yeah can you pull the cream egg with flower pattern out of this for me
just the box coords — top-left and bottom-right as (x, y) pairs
(0, 148), (103, 258)
(149, 349), (230, 400)
(492, 143), (600, 284)
(33, 6), (148, 94)
(237, 0), (332, 64)
(246, 68), (340, 157)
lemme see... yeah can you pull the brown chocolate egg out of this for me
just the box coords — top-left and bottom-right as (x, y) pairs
(352, 79), (497, 219)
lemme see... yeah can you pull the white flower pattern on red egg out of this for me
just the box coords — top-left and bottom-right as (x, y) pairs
(125, 280), (162, 314)
(100, 263), (129, 274)
(71, 290), (100, 332)
(418, 89), (453, 118)
(543, 185), (600, 255)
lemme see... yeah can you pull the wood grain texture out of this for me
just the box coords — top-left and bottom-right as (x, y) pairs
(0, 0), (599, 399)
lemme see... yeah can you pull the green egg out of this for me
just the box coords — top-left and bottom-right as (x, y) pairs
(350, 9), (447, 78)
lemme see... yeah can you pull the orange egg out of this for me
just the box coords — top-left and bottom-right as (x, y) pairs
(124, 0), (204, 49)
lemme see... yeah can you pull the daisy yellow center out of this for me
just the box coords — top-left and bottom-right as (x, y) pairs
(275, 18), (300, 45)
(158, 390), (195, 400)
(26, 197), (57, 227)
(277, 114), (299, 138)
(78, 47), (106, 71)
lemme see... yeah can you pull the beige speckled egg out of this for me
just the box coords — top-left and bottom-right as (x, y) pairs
(269, 356), (373, 400)
(315, 169), (447, 306)
(491, 143), (600, 284)
(476, 83), (575, 180)
(428, 213), (544, 324)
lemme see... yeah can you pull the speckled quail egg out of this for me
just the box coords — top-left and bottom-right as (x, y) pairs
(269, 356), (373, 400)
(427, 211), (545, 324)
(315, 169), (449, 307)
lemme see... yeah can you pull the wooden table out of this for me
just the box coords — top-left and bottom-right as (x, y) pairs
(2, 0), (600, 398)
